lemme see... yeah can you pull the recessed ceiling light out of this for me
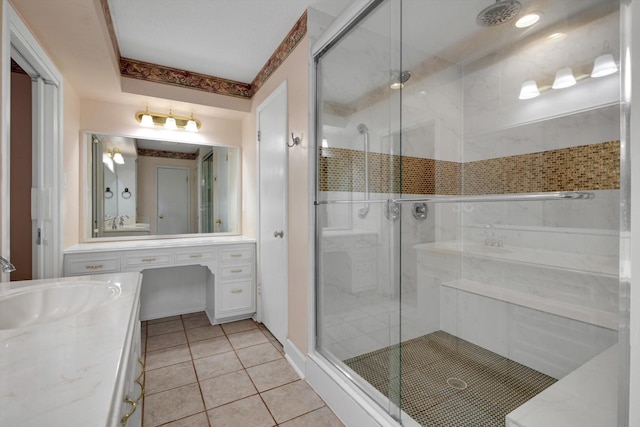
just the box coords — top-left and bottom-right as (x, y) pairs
(515, 13), (541, 28)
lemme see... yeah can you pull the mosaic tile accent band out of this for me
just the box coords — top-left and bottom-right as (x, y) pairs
(462, 140), (620, 194)
(137, 148), (198, 160)
(318, 141), (619, 195)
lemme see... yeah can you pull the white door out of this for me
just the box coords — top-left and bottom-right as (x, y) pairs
(257, 81), (288, 345)
(157, 167), (190, 235)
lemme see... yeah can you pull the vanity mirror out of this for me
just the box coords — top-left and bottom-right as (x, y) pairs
(86, 133), (240, 240)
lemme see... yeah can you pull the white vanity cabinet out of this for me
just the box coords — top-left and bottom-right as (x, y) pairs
(214, 245), (256, 322)
(63, 237), (257, 323)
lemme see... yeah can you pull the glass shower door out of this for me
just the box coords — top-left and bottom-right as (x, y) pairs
(314, 0), (405, 420)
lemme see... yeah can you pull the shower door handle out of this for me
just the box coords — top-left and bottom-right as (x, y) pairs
(274, 230), (284, 238)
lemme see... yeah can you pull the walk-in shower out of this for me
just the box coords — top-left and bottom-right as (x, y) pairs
(313, 0), (627, 425)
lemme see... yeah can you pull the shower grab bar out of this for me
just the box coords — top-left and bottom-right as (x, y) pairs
(357, 123), (370, 218)
(314, 191), (595, 205)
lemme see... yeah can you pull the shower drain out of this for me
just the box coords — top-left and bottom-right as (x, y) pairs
(446, 378), (468, 390)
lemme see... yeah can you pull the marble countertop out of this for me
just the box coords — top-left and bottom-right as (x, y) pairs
(0, 273), (142, 427)
(506, 344), (617, 427)
(64, 235), (256, 253)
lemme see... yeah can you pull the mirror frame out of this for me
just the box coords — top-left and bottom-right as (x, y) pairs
(81, 131), (242, 242)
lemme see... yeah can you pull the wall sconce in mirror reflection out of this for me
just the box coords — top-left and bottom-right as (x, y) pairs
(136, 107), (201, 132)
(103, 147), (124, 173)
(519, 54), (618, 100)
(288, 133), (302, 148)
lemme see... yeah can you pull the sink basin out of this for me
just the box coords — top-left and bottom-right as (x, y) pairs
(0, 281), (121, 330)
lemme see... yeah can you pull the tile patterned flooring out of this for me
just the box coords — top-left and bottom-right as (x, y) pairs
(141, 313), (345, 427)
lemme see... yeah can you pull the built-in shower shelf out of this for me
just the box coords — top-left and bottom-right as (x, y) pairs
(442, 279), (617, 330)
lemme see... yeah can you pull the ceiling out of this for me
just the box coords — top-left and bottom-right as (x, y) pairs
(108, 0), (311, 84)
(10, 0), (614, 119)
(10, 0), (345, 120)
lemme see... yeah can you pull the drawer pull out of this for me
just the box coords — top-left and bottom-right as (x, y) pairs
(189, 254), (203, 259)
(85, 264), (103, 269)
(231, 289), (243, 294)
(230, 253), (242, 258)
(142, 257), (157, 262)
(121, 358), (145, 426)
(230, 269), (243, 273)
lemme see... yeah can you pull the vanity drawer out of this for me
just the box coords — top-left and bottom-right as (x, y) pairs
(174, 248), (217, 264)
(219, 246), (254, 262)
(220, 262), (253, 279)
(123, 252), (172, 269)
(66, 256), (120, 276)
(216, 279), (254, 317)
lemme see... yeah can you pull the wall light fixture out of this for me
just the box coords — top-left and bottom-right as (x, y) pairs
(107, 147), (124, 164)
(135, 107), (201, 132)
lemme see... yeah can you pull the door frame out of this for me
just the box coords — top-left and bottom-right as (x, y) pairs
(256, 80), (289, 340)
(1, 1), (63, 280)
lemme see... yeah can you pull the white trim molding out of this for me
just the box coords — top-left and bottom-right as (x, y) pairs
(284, 338), (306, 379)
(2, 1), (64, 280)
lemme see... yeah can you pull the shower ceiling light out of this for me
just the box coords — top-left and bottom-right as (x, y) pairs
(591, 54), (618, 78)
(552, 67), (576, 89)
(515, 12), (541, 28)
(518, 80), (540, 100)
(135, 108), (201, 132)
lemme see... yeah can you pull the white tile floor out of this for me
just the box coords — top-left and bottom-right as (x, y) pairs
(140, 313), (345, 427)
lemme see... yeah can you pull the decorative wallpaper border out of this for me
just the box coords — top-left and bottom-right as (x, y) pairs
(99, 0), (120, 60)
(137, 148), (198, 160)
(103, 1), (307, 99)
(251, 10), (307, 93)
(120, 57), (254, 99)
(319, 141), (620, 195)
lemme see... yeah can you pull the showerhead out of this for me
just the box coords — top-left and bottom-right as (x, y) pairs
(357, 123), (368, 134)
(476, 0), (522, 27)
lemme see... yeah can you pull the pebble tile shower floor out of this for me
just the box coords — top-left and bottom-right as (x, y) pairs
(344, 330), (557, 427)
(140, 313), (344, 427)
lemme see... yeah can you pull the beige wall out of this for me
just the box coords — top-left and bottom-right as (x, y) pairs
(243, 35), (310, 353)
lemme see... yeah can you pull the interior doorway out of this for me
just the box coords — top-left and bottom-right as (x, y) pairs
(9, 61), (32, 280)
(1, 4), (64, 281)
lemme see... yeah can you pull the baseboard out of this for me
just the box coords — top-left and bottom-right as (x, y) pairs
(284, 338), (306, 379)
(305, 353), (407, 427)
